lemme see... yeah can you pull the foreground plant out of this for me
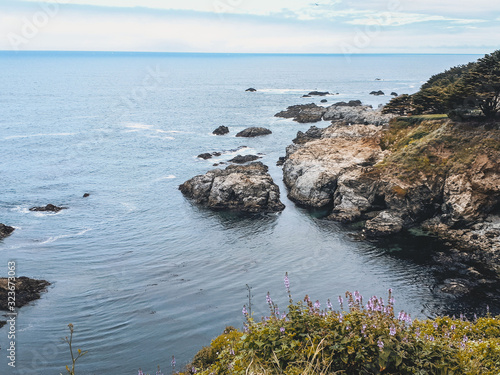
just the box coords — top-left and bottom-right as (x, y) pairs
(61, 323), (88, 375)
(182, 275), (500, 374)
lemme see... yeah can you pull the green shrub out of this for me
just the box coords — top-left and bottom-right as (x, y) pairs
(184, 276), (500, 375)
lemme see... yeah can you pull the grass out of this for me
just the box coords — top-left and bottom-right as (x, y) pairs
(376, 118), (500, 183)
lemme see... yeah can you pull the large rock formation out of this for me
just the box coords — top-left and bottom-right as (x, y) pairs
(281, 117), (500, 258)
(213, 126), (230, 135)
(179, 162), (285, 213)
(0, 224), (15, 239)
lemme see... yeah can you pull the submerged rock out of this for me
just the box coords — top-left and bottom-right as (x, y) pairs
(213, 126), (230, 135)
(245, 88), (257, 92)
(236, 127), (272, 137)
(0, 277), (50, 311)
(83, 193), (90, 198)
(0, 224), (15, 239)
(370, 90), (385, 96)
(179, 162), (285, 213)
(29, 204), (67, 213)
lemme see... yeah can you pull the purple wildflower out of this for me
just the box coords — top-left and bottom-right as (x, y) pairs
(377, 340), (384, 350)
(156, 366), (164, 375)
(280, 327), (285, 334)
(284, 273), (290, 292)
(171, 355), (176, 368)
(191, 367), (196, 373)
(390, 326), (396, 336)
(230, 349), (235, 355)
(338, 296), (343, 309)
(266, 292), (272, 305)
(314, 300), (321, 309)
(433, 322), (438, 330)
(327, 299), (333, 310)
(451, 324), (456, 331)
(242, 305), (248, 316)
(339, 313), (343, 323)
(138, 369), (144, 375)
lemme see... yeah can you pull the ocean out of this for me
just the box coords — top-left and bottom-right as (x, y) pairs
(0, 52), (488, 374)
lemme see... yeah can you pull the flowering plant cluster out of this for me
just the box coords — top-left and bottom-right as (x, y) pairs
(181, 274), (500, 375)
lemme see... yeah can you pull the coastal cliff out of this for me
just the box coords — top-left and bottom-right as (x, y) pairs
(282, 116), (500, 277)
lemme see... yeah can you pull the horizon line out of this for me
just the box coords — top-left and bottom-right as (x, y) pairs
(0, 50), (484, 56)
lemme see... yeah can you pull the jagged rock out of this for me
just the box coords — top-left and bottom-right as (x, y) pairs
(283, 124), (387, 208)
(321, 99), (328, 103)
(245, 88), (257, 92)
(83, 193), (90, 198)
(275, 103), (319, 119)
(179, 162), (285, 213)
(236, 127), (272, 137)
(391, 92), (398, 96)
(0, 277), (50, 311)
(333, 100), (362, 107)
(228, 154), (261, 164)
(292, 126), (325, 144)
(323, 105), (394, 126)
(276, 157), (286, 166)
(29, 204), (67, 213)
(0, 224), (15, 239)
(364, 211), (404, 237)
(307, 91), (330, 96)
(370, 90), (385, 96)
(213, 126), (229, 135)
(198, 153), (213, 160)
(302, 95), (311, 97)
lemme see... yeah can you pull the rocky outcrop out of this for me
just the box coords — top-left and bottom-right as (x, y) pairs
(391, 92), (398, 96)
(198, 153), (214, 160)
(307, 91), (330, 96)
(179, 162), (285, 213)
(0, 277), (50, 311)
(323, 104), (394, 126)
(228, 155), (261, 164)
(292, 126), (325, 144)
(370, 90), (385, 96)
(213, 126), (229, 135)
(275, 102), (393, 125)
(321, 99), (328, 103)
(0, 224), (15, 239)
(29, 204), (67, 213)
(236, 127), (272, 137)
(245, 88), (257, 92)
(282, 118), (500, 264)
(283, 124), (387, 208)
(83, 193), (90, 198)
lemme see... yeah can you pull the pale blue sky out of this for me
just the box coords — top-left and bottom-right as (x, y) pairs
(1, 0), (499, 53)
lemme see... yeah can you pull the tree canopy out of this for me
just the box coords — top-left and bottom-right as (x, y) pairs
(383, 50), (500, 120)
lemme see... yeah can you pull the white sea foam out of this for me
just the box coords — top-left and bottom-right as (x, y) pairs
(3, 133), (76, 140)
(39, 228), (92, 245)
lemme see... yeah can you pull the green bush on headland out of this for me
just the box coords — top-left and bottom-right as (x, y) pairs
(182, 275), (500, 375)
(383, 50), (500, 120)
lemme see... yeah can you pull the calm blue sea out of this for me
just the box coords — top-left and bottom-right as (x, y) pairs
(0, 52), (488, 374)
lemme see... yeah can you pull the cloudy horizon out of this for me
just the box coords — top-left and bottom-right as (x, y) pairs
(1, 0), (499, 54)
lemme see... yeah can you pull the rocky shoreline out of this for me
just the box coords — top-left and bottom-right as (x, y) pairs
(278, 107), (499, 293)
(0, 277), (50, 328)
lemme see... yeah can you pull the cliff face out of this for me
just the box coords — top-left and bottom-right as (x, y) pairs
(282, 117), (500, 273)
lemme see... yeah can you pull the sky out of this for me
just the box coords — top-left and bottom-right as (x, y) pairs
(0, 0), (499, 53)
